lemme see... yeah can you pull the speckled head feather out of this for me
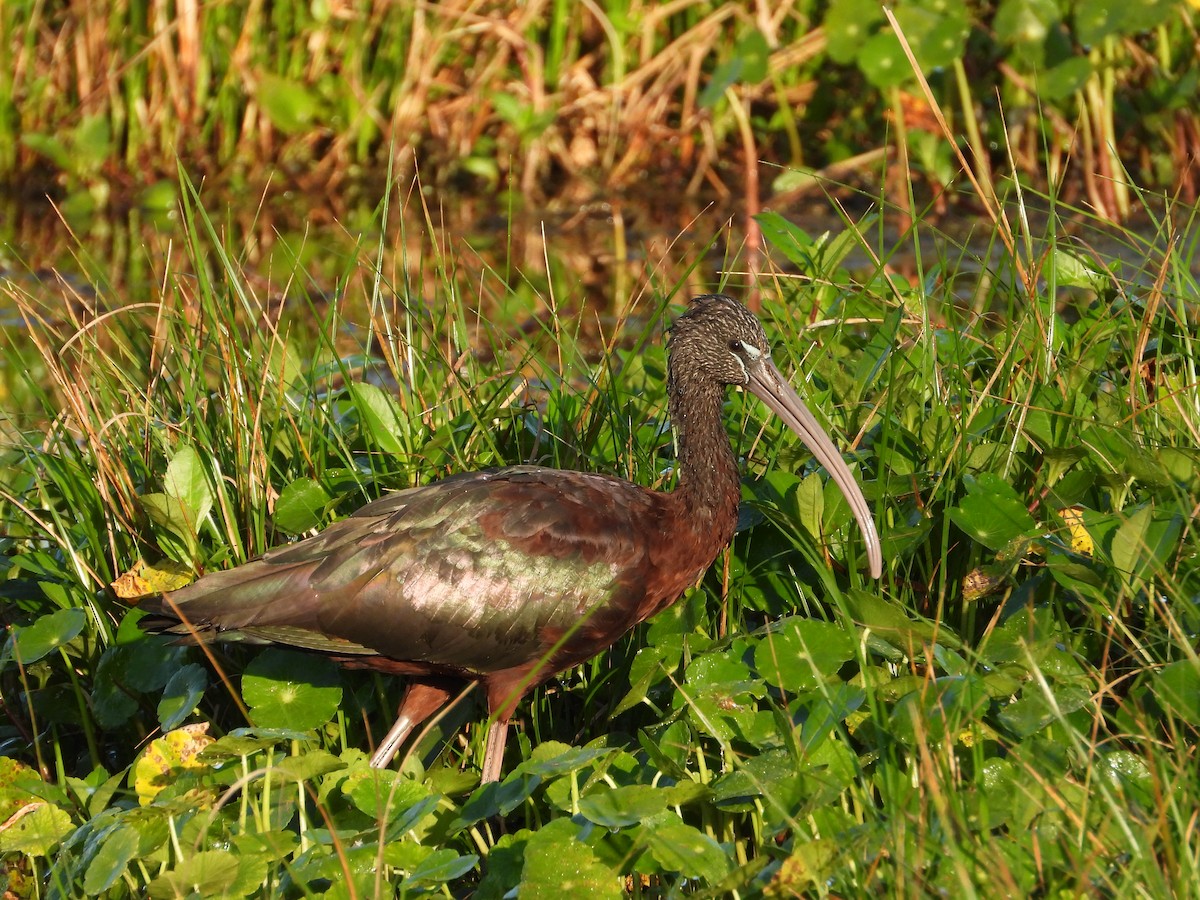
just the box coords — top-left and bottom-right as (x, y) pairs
(667, 294), (772, 391)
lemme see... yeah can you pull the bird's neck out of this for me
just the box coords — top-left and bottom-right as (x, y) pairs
(668, 382), (741, 530)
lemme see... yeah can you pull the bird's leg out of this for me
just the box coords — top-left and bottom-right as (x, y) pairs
(480, 664), (543, 782)
(480, 718), (510, 783)
(369, 679), (455, 769)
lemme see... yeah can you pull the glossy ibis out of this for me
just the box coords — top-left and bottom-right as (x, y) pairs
(142, 294), (882, 782)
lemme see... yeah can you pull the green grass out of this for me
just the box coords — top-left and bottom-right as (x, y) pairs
(1, 176), (1198, 897)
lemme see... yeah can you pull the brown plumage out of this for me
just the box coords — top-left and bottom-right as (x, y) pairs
(142, 295), (882, 782)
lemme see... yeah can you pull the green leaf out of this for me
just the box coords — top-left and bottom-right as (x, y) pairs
(120, 639), (190, 693)
(735, 30), (770, 83)
(894, 5), (967, 72)
(518, 819), (620, 899)
(996, 682), (1091, 738)
(344, 766), (431, 821)
(1111, 504), (1151, 583)
(643, 814), (731, 883)
(794, 471), (824, 546)
(521, 743), (613, 777)
(577, 784), (667, 828)
(845, 589), (956, 649)
(0, 801), (74, 856)
(242, 648), (342, 731)
(157, 663), (207, 730)
(83, 825), (140, 895)
(401, 849), (479, 888)
(148, 849), (241, 899)
(682, 649), (768, 740)
(1046, 553), (1109, 604)
(948, 474), (1036, 551)
(772, 839), (840, 892)
(699, 30), (770, 107)
(1050, 247), (1106, 290)
(825, 0), (885, 63)
(11, 608), (86, 664)
(755, 211), (816, 269)
(255, 74), (320, 134)
(1149, 660), (1200, 724)
(20, 133), (72, 170)
(273, 477), (333, 534)
(1074, 0), (1173, 45)
(346, 382), (407, 454)
(995, 0), (1059, 49)
(92, 657), (140, 728)
(271, 749), (345, 783)
(163, 445), (214, 529)
(455, 774), (540, 828)
(754, 618), (855, 691)
(888, 675), (988, 745)
(72, 114), (113, 175)
(1098, 750), (1153, 808)
(857, 30), (910, 89)
(1037, 56), (1093, 102)
(711, 749), (802, 813)
(139, 180), (177, 211)
(794, 683), (864, 753)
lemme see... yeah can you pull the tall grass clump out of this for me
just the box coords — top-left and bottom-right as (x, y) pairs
(1, 174), (1199, 896)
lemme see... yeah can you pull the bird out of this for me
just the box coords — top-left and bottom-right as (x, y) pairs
(140, 294), (883, 783)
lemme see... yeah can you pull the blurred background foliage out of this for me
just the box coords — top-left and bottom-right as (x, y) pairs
(2, 0), (1197, 222)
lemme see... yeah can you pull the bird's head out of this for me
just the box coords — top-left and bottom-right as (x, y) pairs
(667, 294), (773, 388)
(667, 294), (883, 578)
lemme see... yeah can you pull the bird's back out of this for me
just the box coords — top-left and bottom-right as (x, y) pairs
(143, 465), (726, 676)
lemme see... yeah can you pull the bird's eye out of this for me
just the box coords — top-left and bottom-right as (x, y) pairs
(729, 340), (743, 352)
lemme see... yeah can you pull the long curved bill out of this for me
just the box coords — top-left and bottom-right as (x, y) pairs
(746, 357), (883, 579)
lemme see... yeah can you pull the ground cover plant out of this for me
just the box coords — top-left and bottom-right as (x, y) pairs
(0, 171), (1197, 897)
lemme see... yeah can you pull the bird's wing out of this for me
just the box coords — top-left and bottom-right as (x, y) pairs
(144, 466), (670, 674)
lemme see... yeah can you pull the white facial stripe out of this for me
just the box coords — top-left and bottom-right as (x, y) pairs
(730, 353), (748, 380)
(741, 342), (763, 360)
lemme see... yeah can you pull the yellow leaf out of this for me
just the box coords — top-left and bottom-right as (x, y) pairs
(134, 723), (214, 805)
(1059, 506), (1094, 556)
(111, 558), (195, 600)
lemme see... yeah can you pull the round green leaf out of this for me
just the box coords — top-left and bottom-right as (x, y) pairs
(754, 618), (855, 691)
(151, 849), (240, 898)
(948, 474), (1036, 551)
(0, 801), (73, 856)
(857, 31), (911, 89)
(995, 0), (1059, 49)
(1038, 56), (1092, 102)
(825, 0), (885, 63)
(242, 648), (342, 731)
(888, 675), (988, 745)
(643, 814), (731, 884)
(12, 608), (86, 664)
(344, 767), (431, 821)
(1098, 750), (1153, 808)
(519, 819), (620, 899)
